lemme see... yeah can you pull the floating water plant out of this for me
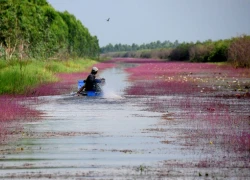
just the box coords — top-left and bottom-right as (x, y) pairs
(123, 59), (250, 163)
(0, 96), (41, 140)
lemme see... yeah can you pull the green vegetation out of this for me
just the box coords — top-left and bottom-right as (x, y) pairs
(101, 40), (179, 53)
(228, 35), (250, 68)
(0, 0), (100, 95)
(101, 35), (250, 68)
(0, 59), (96, 95)
(0, 0), (100, 60)
(1, 0), (249, 96)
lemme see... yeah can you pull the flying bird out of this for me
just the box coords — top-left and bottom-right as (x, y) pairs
(106, 18), (110, 22)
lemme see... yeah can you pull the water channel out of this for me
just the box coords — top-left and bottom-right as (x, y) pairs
(0, 65), (206, 179)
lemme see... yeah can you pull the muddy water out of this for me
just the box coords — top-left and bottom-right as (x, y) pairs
(0, 66), (191, 179)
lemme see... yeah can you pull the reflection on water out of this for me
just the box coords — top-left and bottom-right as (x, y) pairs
(0, 65), (189, 179)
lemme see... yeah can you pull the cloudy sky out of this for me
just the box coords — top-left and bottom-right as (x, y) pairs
(47, 0), (250, 47)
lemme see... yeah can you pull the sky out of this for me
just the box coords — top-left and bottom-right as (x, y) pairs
(47, 0), (250, 47)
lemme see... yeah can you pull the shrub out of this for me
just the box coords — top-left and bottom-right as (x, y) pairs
(168, 43), (190, 61)
(157, 48), (172, 60)
(189, 44), (213, 62)
(140, 51), (152, 58)
(228, 35), (250, 68)
(207, 40), (230, 62)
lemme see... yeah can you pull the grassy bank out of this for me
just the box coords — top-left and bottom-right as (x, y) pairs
(0, 59), (97, 95)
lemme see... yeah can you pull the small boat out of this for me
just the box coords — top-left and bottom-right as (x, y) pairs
(77, 79), (105, 97)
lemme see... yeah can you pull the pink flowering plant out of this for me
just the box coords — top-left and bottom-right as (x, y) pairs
(124, 58), (250, 158)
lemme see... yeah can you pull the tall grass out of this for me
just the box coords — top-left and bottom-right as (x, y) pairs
(0, 59), (97, 95)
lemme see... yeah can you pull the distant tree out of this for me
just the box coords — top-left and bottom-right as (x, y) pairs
(132, 43), (138, 51)
(173, 40), (179, 48)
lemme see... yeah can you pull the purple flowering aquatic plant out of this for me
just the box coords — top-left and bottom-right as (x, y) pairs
(123, 58), (250, 160)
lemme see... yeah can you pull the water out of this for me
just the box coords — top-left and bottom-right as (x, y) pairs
(1, 64), (249, 179)
(0, 66), (189, 179)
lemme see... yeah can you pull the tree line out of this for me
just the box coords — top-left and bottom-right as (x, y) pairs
(101, 35), (250, 68)
(0, 0), (100, 61)
(101, 40), (180, 53)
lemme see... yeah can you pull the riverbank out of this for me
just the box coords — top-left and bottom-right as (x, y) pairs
(0, 59), (98, 95)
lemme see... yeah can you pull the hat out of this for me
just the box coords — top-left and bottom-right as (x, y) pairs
(92, 67), (98, 72)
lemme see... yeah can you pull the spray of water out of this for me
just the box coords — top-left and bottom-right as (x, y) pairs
(101, 82), (124, 99)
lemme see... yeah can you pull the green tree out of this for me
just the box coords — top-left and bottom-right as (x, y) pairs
(0, 0), (99, 60)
